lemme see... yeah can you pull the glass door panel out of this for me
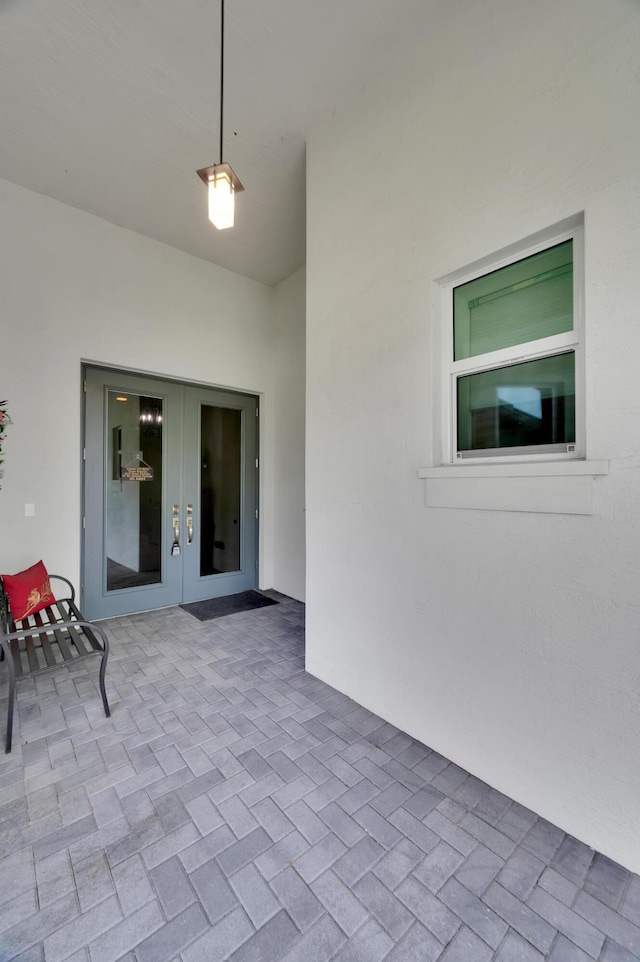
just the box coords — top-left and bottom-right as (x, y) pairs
(84, 369), (183, 620)
(106, 391), (163, 591)
(182, 386), (257, 604)
(200, 405), (242, 576)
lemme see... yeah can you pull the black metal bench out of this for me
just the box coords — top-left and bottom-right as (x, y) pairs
(0, 574), (110, 753)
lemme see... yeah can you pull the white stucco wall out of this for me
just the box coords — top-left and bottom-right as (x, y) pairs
(0, 177), (304, 604)
(272, 267), (306, 601)
(306, 0), (640, 871)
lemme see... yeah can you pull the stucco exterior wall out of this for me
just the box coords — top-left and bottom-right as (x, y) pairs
(272, 267), (306, 602)
(305, 0), (640, 871)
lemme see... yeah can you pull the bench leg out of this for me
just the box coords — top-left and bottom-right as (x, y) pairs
(5, 670), (14, 753)
(99, 652), (111, 718)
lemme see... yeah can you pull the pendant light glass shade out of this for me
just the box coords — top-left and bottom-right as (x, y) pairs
(208, 168), (234, 229)
(197, 163), (244, 231)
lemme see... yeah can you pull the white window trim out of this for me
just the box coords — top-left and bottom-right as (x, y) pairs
(441, 217), (584, 464)
(422, 215), (608, 513)
(419, 460), (608, 479)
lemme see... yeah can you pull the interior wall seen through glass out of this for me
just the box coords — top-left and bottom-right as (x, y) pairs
(200, 405), (242, 577)
(106, 392), (163, 591)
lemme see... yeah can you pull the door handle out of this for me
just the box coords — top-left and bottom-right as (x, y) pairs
(186, 504), (193, 545)
(171, 504), (180, 555)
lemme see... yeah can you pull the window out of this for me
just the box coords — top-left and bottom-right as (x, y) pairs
(441, 222), (583, 462)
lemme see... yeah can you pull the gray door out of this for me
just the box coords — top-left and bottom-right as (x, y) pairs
(83, 367), (258, 620)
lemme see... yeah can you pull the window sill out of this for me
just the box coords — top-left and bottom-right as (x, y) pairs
(418, 460), (608, 514)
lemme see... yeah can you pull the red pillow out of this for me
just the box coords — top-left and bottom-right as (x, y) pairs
(2, 560), (55, 622)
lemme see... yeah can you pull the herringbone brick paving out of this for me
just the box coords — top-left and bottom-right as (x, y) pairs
(0, 593), (638, 961)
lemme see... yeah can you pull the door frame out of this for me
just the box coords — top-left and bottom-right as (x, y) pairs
(81, 363), (260, 620)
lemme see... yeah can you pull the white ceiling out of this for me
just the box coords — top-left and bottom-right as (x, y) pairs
(0, 0), (431, 286)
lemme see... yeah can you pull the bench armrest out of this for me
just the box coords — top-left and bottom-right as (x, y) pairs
(48, 575), (76, 604)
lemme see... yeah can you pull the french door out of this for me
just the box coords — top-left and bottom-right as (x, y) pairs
(83, 367), (258, 620)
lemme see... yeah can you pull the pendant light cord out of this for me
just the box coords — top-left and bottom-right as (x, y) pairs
(219, 0), (224, 165)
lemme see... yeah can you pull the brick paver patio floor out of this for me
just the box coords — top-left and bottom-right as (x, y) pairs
(0, 593), (638, 961)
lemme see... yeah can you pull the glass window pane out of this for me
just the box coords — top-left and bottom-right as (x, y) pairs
(454, 240), (573, 360)
(457, 352), (575, 453)
(200, 405), (242, 576)
(106, 392), (163, 590)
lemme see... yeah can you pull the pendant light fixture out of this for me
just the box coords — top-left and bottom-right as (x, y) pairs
(196, 0), (243, 230)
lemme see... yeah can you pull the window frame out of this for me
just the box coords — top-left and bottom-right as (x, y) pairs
(438, 221), (585, 465)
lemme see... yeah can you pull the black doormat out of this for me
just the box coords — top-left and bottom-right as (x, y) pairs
(180, 590), (279, 622)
